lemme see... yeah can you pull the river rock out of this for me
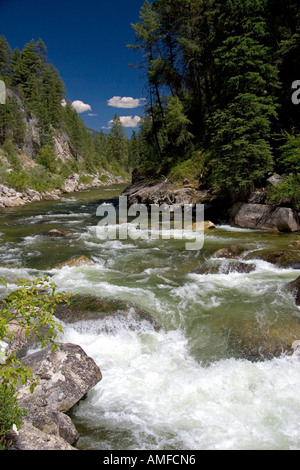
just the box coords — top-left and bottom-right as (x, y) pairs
(5, 322), (35, 357)
(219, 261), (256, 274)
(0, 196), (25, 208)
(13, 343), (102, 449)
(228, 320), (300, 360)
(26, 188), (39, 198)
(212, 245), (245, 259)
(63, 174), (80, 193)
(231, 203), (300, 232)
(192, 221), (215, 231)
(42, 192), (61, 201)
(7, 422), (76, 451)
(19, 343), (102, 413)
(54, 294), (161, 331)
(19, 408), (80, 446)
(246, 249), (300, 269)
(55, 255), (94, 268)
(286, 276), (300, 305)
(46, 229), (73, 238)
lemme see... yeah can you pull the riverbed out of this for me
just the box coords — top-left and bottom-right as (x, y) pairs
(0, 184), (300, 450)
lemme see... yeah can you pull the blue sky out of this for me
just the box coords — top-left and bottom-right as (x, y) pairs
(0, 0), (146, 136)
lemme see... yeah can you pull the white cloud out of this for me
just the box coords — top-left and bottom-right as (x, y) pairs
(107, 96), (146, 109)
(87, 113), (98, 117)
(109, 115), (141, 128)
(71, 100), (92, 114)
(61, 99), (67, 107)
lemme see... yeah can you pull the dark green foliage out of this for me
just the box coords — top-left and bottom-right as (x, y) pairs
(107, 114), (128, 166)
(266, 132), (300, 209)
(0, 277), (70, 449)
(0, 384), (27, 449)
(0, 36), (12, 85)
(129, 0), (300, 205)
(277, 132), (300, 174)
(0, 93), (25, 147)
(36, 143), (57, 173)
(2, 138), (22, 171)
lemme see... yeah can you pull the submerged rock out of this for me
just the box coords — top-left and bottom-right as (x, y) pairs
(54, 294), (161, 331)
(219, 261), (256, 274)
(246, 250), (300, 269)
(212, 245), (245, 259)
(46, 229), (73, 238)
(55, 255), (95, 268)
(228, 319), (300, 360)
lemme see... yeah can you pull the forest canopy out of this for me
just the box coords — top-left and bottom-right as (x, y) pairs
(128, 0), (300, 204)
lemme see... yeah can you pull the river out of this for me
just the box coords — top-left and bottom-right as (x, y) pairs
(0, 184), (300, 450)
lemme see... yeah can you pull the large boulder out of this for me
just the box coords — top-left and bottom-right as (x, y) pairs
(8, 422), (76, 451)
(19, 343), (102, 413)
(13, 343), (102, 449)
(231, 203), (300, 232)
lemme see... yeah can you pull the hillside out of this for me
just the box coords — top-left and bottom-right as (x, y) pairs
(0, 36), (130, 201)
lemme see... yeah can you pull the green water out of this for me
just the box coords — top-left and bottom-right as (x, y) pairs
(0, 184), (300, 450)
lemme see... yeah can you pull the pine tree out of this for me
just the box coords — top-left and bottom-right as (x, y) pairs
(0, 35), (12, 84)
(107, 114), (128, 166)
(207, 0), (280, 191)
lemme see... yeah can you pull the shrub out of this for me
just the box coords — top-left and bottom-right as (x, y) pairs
(35, 144), (57, 173)
(2, 139), (22, 172)
(0, 277), (70, 448)
(3, 165), (64, 193)
(168, 150), (206, 183)
(267, 174), (300, 210)
(0, 383), (27, 449)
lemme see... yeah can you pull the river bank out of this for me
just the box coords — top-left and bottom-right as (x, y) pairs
(0, 170), (127, 209)
(122, 175), (300, 233)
